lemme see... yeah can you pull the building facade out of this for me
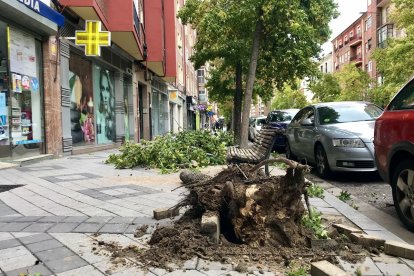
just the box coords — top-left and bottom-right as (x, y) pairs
(0, 0), (64, 161)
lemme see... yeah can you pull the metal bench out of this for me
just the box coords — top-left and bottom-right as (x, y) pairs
(226, 127), (284, 175)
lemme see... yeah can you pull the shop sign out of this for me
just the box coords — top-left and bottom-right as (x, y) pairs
(75, 21), (111, 56)
(17, 0), (65, 27)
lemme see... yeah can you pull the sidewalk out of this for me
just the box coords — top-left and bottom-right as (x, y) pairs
(0, 151), (412, 275)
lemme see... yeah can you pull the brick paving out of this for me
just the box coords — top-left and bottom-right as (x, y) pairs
(0, 150), (412, 275)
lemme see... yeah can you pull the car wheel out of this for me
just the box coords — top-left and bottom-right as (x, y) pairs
(391, 159), (414, 232)
(315, 145), (331, 179)
(285, 140), (296, 160)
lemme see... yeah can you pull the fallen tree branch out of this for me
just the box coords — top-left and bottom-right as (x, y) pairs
(235, 164), (248, 180)
(249, 157), (311, 173)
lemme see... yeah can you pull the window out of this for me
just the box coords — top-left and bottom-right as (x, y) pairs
(317, 104), (382, 125)
(357, 26), (361, 37)
(320, 65), (323, 72)
(389, 80), (414, 110)
(339, 39), (342, 46)
(325, 62), (328, 73)
(350, 31), (354, 38)
(367, 38), (372, 51)
(365, 16), (372, 31)
(344, 35), (348, 43)
(368, 61), (373, 72)
(197, 69), (205, 84)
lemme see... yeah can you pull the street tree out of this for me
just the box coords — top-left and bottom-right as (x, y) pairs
(180, 0), (337, 147)
(335, 64), (371, 101)
(372, 0), (414, 105)
(309, 73), (341, 102)
(271, 84), (308, 110)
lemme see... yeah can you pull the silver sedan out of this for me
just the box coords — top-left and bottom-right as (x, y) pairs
(285, 101), (383, 178)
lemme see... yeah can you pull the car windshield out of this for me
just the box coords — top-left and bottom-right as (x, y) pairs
(317, 104), (383, 125)
(269, 111), (296, 122)
(256, 118), (267, 126)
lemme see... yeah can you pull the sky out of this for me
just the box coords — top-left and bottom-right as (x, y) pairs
(321, 0), (368, 55)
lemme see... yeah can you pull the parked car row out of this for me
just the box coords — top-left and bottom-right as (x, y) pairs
(249, 78), (414, 231)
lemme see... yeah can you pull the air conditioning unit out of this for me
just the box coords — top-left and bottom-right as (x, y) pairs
(144, 71), (153, 81)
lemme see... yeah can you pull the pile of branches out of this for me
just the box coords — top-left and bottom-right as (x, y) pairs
(105, 130), (234, 173)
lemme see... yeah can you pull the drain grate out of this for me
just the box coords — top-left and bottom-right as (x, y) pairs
(0, 185), (24, 193)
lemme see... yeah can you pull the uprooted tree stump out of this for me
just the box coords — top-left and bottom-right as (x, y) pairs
(176, 158), (312, 247)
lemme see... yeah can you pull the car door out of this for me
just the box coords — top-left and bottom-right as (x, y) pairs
(298, 107), (317, 162)
(287, 107), (311, 158)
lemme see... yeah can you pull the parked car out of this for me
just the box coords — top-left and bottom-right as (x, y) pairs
(265, 109), (300, 152)
(248, 116), (267, 141)
(285, 101), (383, 178)
(374, 78), (414, 232)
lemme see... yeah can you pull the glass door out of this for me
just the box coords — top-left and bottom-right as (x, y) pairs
(0, 21), (10, 159)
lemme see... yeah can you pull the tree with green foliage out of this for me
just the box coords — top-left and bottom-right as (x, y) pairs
(271, 84), (308, 110)
(179, 0), (337, 147)
(336, 64), (371, 101)
(309, 73), (341, 102)
(372, 0), (414, 105)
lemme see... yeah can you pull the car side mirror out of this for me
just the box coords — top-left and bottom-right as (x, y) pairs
(301, 118), (314, 126)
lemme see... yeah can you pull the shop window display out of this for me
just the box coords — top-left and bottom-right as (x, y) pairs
(93, 65), (115, 144)
(69, 53), (94, 145)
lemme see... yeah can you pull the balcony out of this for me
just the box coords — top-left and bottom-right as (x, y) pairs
(350, 54), (363, 65)
(60, 0), (145, 60)
(349, 35), (362, 47)
(106, 1), (145, 60)
(377, 23), (394, 49)
(59, 0), (109, 28)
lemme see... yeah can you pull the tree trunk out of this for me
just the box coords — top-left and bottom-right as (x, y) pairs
(233, 62), (243, 144)
(240, 17), (263, 148)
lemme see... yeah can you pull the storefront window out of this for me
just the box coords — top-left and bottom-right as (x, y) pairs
(8, 26), (43, 158)
(93, 64), (116, 144)
(69, 52), (94, 146)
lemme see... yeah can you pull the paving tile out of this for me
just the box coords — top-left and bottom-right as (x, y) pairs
(376, 262), (414, 276)
(26, 239), (63, 253)
(0, 239), (21, 250)
(108, 217), (135, 224)
(15, 216), (44, 222)
(132, 216), (156, 225)
(0, 253), (38, 272)
(0, 233), (13, 242)
(337, 256), (381, 276)
(38, 216), (67, 223)
(0, 246), (31, 260)
(0, 216), (21, 223)
(21, 223), (55, 232)
(72, 223), (103, 233)
(35, 246), (75, 262)
(98, 223), (128, 234)
(0, 222), (32, 232)
(110, 267), (155, 275)
(5, 264), (53, 276)
(56, 265), (105, 276)
(84, 216), (113, 224)
(62, 216), (89, 223)
(124, 225), (137, 234)
(48, 222), (81, 233)
(18, 233), (53, 245)
(162, 270), (206, 275)
(100, 189), (124, 196)
(44, 255), (88, 274)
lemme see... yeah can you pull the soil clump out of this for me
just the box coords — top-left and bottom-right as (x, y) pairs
(95, 160), (369, 273)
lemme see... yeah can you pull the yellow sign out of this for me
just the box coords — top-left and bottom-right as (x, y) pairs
(169, 91), (178, 101)
(75, 21), (111, 56)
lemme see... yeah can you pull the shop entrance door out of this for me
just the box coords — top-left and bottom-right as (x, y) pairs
(0, 21), (10, 159)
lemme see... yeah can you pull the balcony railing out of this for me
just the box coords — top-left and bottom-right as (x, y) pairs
(377, 23), (394, 49)
(350, 54), (362, 62)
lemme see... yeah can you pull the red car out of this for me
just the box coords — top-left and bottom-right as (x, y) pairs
(374, 78), (414, 232)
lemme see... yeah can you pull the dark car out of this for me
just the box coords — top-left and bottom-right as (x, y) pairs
(265, 109), (299, 152)
(374, 77), (414, 232)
